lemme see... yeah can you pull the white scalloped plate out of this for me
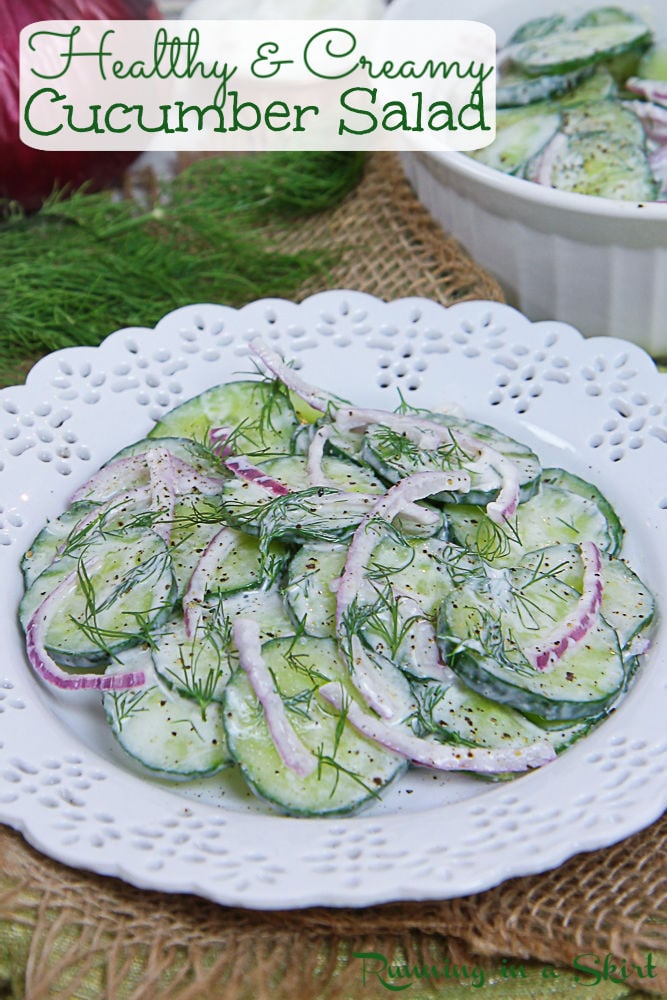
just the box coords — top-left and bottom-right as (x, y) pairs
(1, 291), (666, 909)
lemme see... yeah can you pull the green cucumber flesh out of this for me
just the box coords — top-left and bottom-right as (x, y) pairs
(148, 380), (299, 458)
(412, 676), (596, 755)
(223, 636), (406, 816)
(104, 652), (230, 777)
(536, 129), (657, 201)
(447, 466), (623, 565)
(512, 21), (652, 77)
(438, 564), (626, 721)
(20, 531), (176, 668)
(361, 415), (540, 505)
(261, 454), (386, 494)
(470, 107), (561, 174)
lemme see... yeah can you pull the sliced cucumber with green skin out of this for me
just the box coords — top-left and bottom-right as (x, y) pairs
(531, 129), (657, 201)
(21, 501), (101, 587)
(19, 531), (177, 668)
(437, 565), (626, 721)
(222, 480), (433, 547)
(573, 7), (640, 30)
(260, 454), (386, 494)
(284, 544), (348, 637)
(152, 612), (233, 705)
(148, 380), (300, 458)
(191, 528), (289, 600)
(557, 67), (618, 105)
(112, 436), (224, 479)
(541, 469), (623, 553)
(153, 589), (294, 704)
(511, 21), (652, 78)
(517, 544), (654, 649)
(447, 467), (624, 565)
(361, 415), (540, 506)
(561, 99), (646, 144)
(470, 107), (561, 174)
(104, 654), (230, 777)
(223, 636), (406, 816)
(497, 66), (591, 108)
(508, 13), (567, 45)
(412, 676), (595, 754)
(284, 535), (461, 639)
(168, 495), (226, 594)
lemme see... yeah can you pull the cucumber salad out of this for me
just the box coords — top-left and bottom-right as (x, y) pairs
(19, 339), (655, 816)
(470, 5), (667, 201)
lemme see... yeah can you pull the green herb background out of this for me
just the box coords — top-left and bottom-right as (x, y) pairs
(0, 151), (366, 388)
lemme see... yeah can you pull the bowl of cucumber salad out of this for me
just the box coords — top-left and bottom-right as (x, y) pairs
(3, 293), (667, 907)
(389, 0), (667, 353)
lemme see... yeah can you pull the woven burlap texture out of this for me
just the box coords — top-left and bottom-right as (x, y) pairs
(1, 153), (664, 999)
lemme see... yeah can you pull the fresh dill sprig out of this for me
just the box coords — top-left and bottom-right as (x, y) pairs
(108, 688), (151, 733)
(0, 152), (367, 387)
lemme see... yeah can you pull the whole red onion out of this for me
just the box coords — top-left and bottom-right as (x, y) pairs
(1, 0), (162, 209)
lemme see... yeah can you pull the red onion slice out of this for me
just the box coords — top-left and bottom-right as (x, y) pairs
(318, 683), (556, 772)
(146, 449), (176, 544)
(336, 471), (470, 635)
(70, 454), (149, 504)
(626, 77), (667, 106)
(344, 636), (415, 720)
(525, 541), (604, 672)
(248, 338), (337, 413)
(624, 100), (667, 143)
(209, 426), (235, 459)
(225, 456), (290, 496)
(25, 562), (146, 691)
(332, 408), (518, 523)
(183, 526), (238, 637)
(389, 588), (455, 683)
(232, 618), (316, 777)
(306, 425), (334, 486)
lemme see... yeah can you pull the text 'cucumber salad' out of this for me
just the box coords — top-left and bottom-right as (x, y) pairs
(470, 5), (667, 201)
(19, 339), (655, 816)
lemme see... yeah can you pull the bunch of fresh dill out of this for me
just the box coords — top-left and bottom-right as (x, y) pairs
(0, 151), (366, 386)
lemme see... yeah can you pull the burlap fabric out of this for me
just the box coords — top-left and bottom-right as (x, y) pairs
(1, 154), (665, 999)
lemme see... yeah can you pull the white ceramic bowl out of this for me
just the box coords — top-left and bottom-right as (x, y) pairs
(387, 0), (667, 354)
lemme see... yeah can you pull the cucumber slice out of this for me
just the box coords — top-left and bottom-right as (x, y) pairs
(470, 106), (561, 174)
(533, 128), (657, 200)
(168, 494), (226, 594)
(438, 563), (626, 721)
(573, 7), (638, 29)
(497, 67), (591, 108)
(148, 380), (300, 458)
(517, 543), (654, 649)
(361, 414), (540, 506)
(284, 544), (348, 637)
(447, 466), (624, 565)
(21, 501), (101, 587)
(104, 653), (230, 777)
(284, 535), (461, 639)
(222, 481), (398, 546)
(223, 636), (406, 816)
(541, 468), (624, 552)
(557, 67), (618, 105)
(19, 530), (177, 668)
(190, 527), (289, 600)
(153, 589), (294, 704)
(512, 21), (652, 78)
(561, 99), (646, 144)
(261, 454), (386, 494)
(412, 675), (595, 755)
(112, 436), (223, 480)
(508, 14), (567, 45)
